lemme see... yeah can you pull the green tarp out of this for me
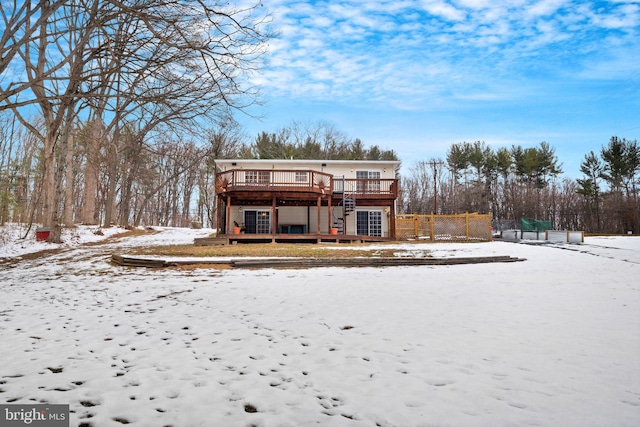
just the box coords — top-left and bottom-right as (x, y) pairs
(521, 218), (552, 232)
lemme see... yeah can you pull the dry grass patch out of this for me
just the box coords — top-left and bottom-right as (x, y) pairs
(131, 243), (408, 259)
(168, 263), (233, 270)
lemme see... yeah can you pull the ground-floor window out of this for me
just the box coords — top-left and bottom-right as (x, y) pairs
(356, 210), (382, 237)
(244, 210), (271, 233)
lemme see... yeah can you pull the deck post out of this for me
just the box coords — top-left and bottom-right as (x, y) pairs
(327, 194), (332, 236)
(226, 194), (232, 244)
(272, 195), (277, 243)
(317, 196), (322, 242)
(389, 202), (396, 239)
(216, 195), (222, 234)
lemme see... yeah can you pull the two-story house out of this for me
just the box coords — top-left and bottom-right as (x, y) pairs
(213, 159), (401, 243)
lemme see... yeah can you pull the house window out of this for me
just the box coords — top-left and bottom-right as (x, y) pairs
(246, 170), (270, 184)
(356, 210), (382, 237)
(295, 171), (308, 183)
(356, 171), (381, 193)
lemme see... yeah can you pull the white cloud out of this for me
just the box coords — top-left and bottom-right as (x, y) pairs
(594, 3), (640, 28)
(297, 37), (324, 50)
(420, 0), (467, 20)
(257, 0), (640, 110)
(302, 15), (334, 28)
(526, 0), (568, 17)
(326, 2), (362, 20)
(454, 0), (494, 9)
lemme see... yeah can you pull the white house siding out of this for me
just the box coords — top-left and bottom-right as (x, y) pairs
(231, 206), (323, 234)
(277, 206), (311, 232)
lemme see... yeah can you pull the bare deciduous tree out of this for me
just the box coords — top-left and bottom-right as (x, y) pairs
(1, 0), (270, 239)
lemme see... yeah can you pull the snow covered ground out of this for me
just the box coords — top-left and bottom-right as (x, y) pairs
(1, 226), (639, 426)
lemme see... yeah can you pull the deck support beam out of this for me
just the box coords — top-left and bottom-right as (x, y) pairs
(225, 194), (232, 244)
(327, 195), (332, 236)
(272, 195), (277, 243)
(389, 201), (396, 239)
(316, 196), (322, 243)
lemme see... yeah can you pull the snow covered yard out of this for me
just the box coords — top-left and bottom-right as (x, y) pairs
(1, 228), (639, 426)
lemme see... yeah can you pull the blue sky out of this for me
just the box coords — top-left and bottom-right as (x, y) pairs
(239, 0), (640, 178)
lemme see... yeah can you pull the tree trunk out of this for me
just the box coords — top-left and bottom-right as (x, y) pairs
(103, 174), (117, 228)
(81, 117), (101, 224)
(42, 127), (62, 242)
(102, 125), (120, 228)
(102, 142), (119, 228)
(0, 122), (13, 225)
(63, 118), (75, 226)
(48, 133), (70, 243)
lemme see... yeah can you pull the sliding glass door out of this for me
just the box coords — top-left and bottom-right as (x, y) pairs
(244, 210), (271, 234)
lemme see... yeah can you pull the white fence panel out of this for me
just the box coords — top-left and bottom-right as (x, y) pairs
(546, 230), (568, 243)
(500, 229), (584, 243)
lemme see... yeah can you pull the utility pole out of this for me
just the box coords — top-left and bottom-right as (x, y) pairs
(428, 160), (444, 214)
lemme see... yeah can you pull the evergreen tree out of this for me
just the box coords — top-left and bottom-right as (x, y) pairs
(576, 151), (603, 232)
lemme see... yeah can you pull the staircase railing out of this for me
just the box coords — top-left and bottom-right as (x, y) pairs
(331, 176), (357, 234)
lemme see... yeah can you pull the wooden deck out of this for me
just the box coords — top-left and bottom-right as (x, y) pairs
(194, 233), (393, 246)
(216, 169), (398, 198)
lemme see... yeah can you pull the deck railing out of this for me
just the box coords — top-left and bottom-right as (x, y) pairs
(217, 169), (332, 193)
(217, 169), (397, 197)
(332, 178), (396, 196)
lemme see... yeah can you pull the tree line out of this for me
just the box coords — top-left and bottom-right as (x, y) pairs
(0, 2), (637, 238)
(3, 97), (637, 236)
(244, 121), (399, 161)
(400, 137), (639, 234)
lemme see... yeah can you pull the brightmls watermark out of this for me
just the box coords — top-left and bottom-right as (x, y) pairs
(0, 405), (69, 427)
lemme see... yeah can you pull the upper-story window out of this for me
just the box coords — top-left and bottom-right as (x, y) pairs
(246, 170), (270, 184)
(356, 170), (381, 193)
(295, 171), (309, 183)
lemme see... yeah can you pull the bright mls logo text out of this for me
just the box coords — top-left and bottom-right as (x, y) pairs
(0, 405), (69, 427)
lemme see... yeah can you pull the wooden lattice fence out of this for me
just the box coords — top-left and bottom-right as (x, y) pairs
(396, 213), (493, 241)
